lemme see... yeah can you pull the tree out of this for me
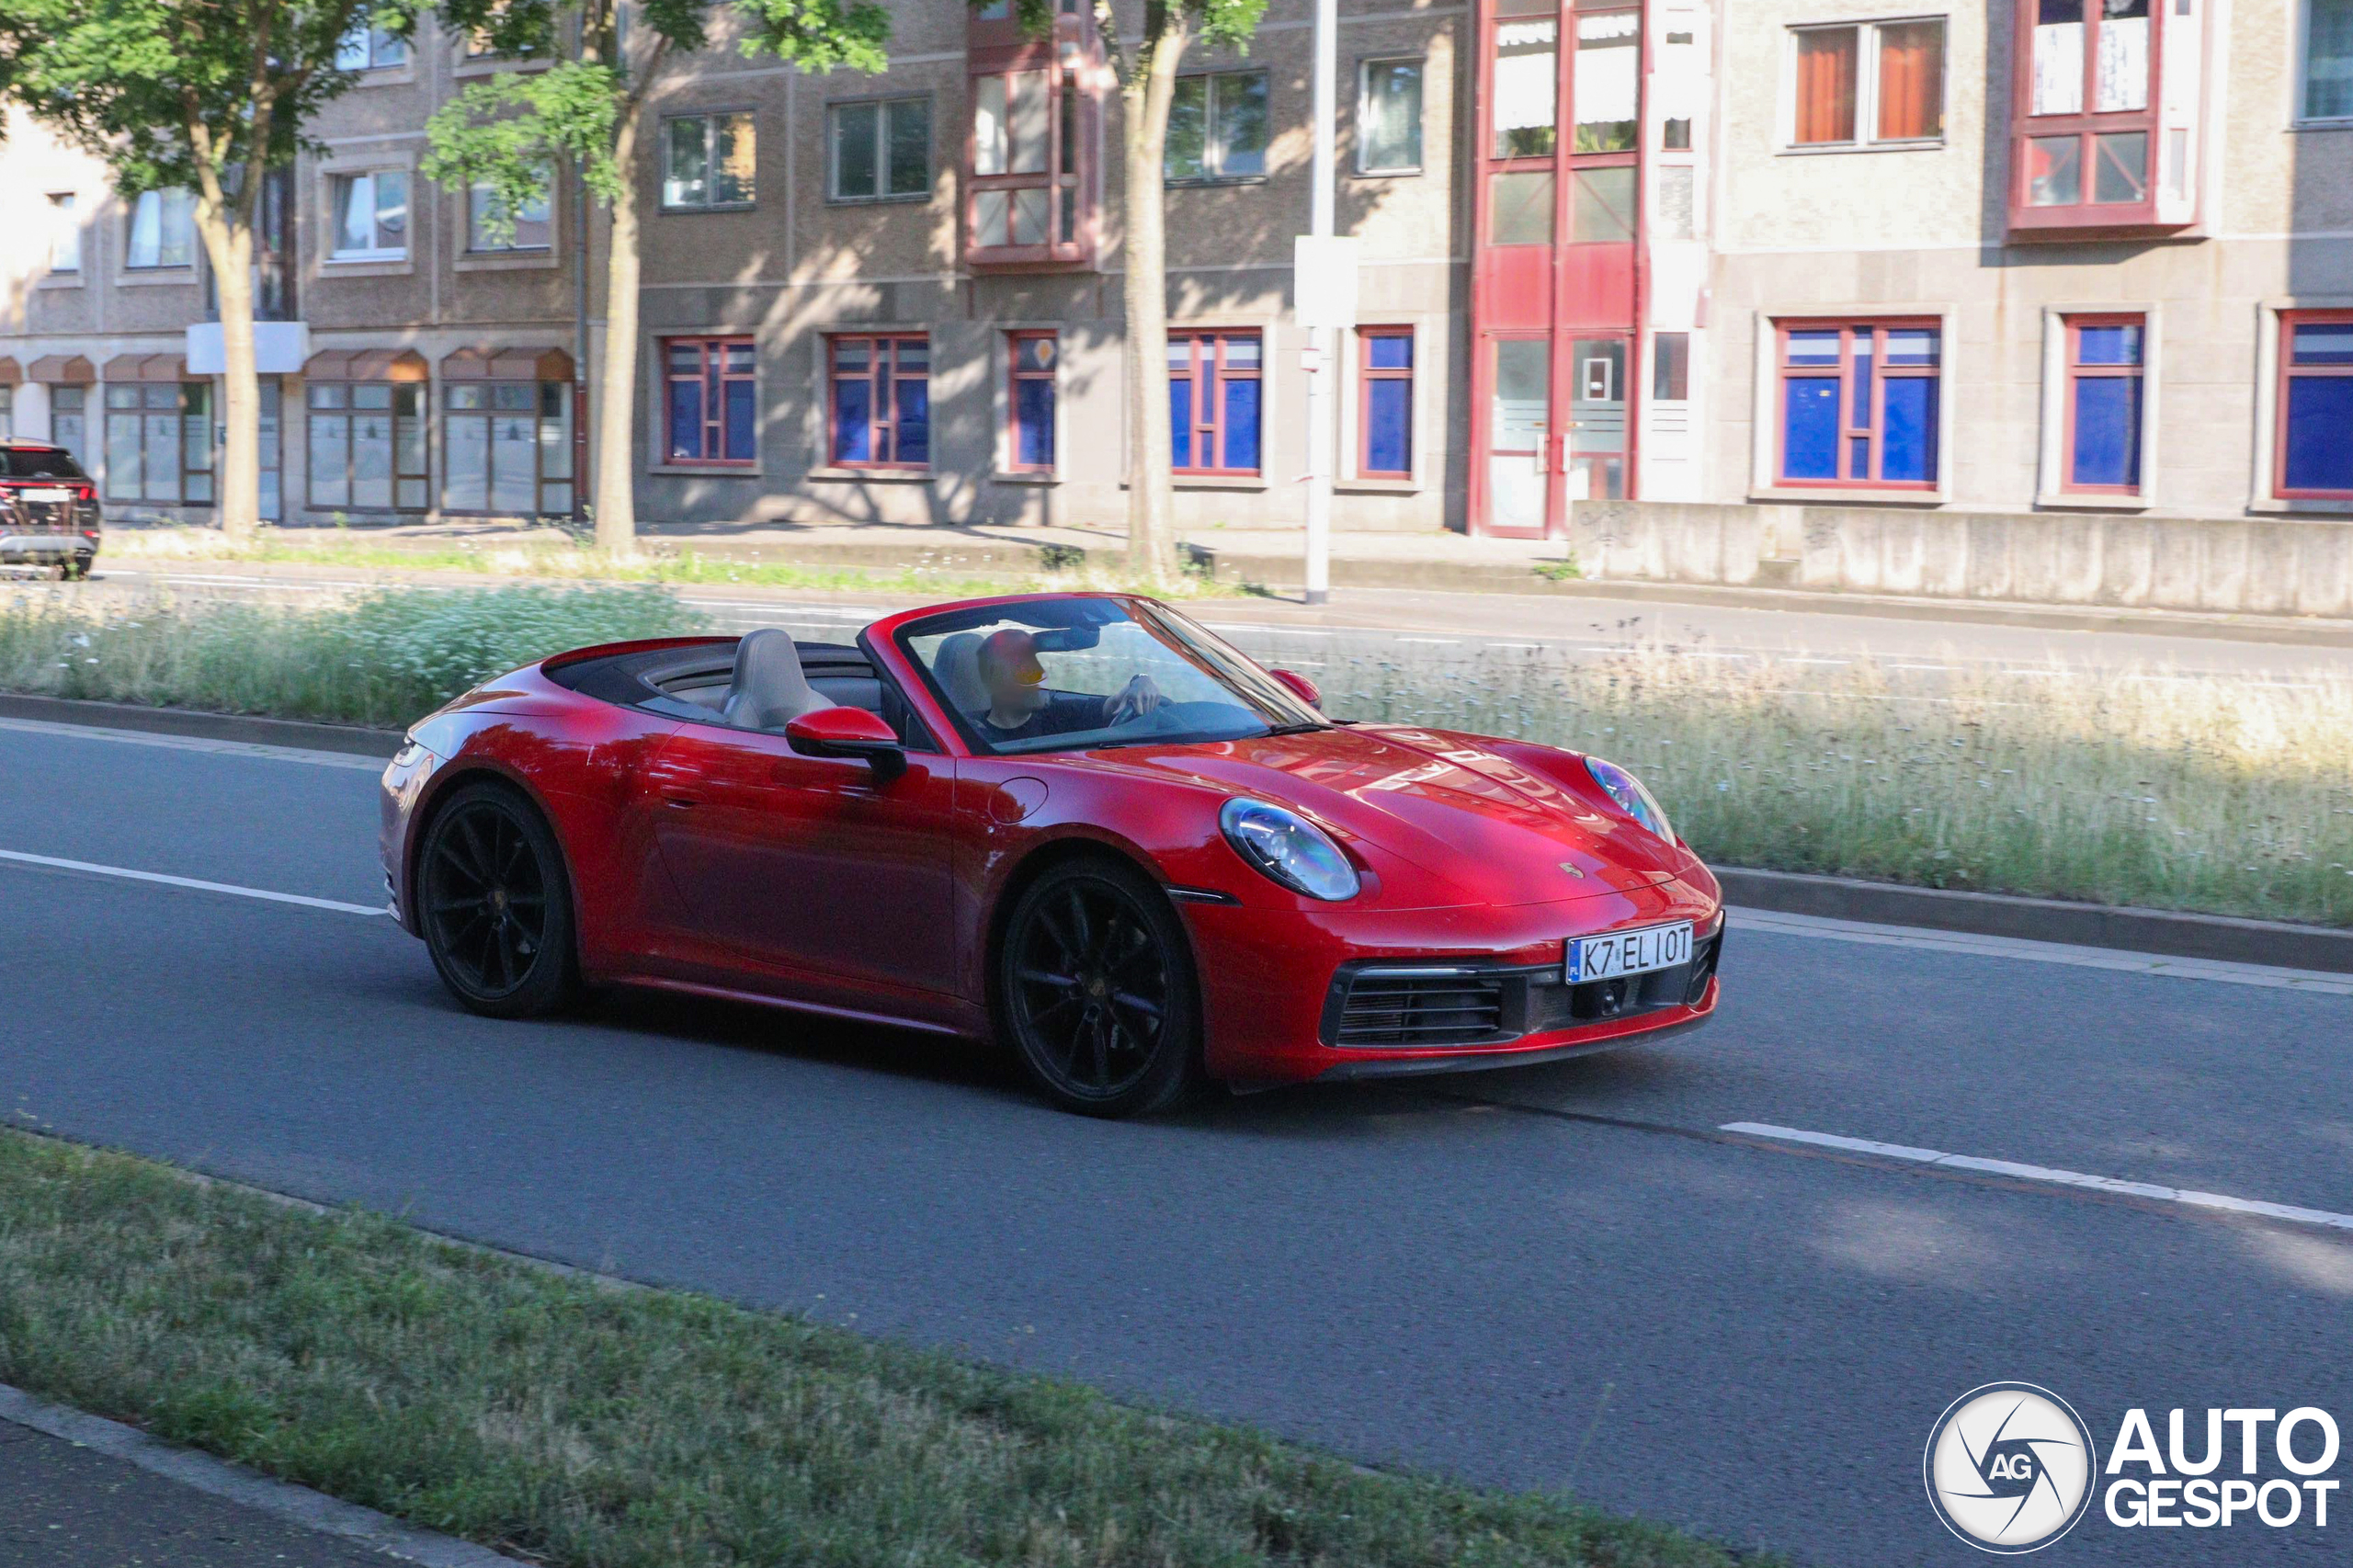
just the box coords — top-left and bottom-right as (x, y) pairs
(422, 0), (889, 552)
(0, 0), (380, 540)
(1002, 0), (1267, 584)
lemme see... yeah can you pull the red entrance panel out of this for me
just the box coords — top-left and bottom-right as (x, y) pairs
(1468, 1), (1647, 539)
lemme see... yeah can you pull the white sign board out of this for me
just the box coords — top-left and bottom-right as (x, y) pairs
(1293, 235), (1359, 332)
(187, 320), (311, 375)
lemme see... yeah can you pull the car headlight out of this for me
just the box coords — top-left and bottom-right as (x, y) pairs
(1219, 798), (1360, 902)
(392, 739), (429, 769)
(1584, 756), (1676, 845)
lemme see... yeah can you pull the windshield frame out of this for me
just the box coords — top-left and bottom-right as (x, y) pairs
(888, 596), (1324, 757)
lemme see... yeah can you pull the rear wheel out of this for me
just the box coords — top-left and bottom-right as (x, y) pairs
(999, 859), (1202, 1118)
(417, 782), (579, 1018)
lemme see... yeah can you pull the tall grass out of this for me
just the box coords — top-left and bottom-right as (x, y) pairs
(4, 584), (2348, 924)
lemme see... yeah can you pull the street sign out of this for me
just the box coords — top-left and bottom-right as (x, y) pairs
(1293, 235), (1359, 331)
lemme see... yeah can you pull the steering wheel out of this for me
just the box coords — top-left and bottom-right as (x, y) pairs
(1103, 674), (1168, 728)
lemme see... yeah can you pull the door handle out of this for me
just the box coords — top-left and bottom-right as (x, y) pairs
(662, 791), (699, 810)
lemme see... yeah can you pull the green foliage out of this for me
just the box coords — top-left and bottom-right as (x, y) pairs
(421, 63), (626, 226)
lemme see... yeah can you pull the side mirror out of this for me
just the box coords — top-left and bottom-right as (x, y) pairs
(785, 706), (906, 783)
(1269, 668), (1323, 710)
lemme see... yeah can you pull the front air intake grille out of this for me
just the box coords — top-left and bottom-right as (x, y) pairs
(1330, 971), (1509, 1048)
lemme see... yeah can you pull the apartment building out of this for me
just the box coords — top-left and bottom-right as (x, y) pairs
(0, 1), (2347, 556)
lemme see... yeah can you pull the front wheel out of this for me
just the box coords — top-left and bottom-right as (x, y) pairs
(998, 859), (1203, 1118)
(417, 782), (579, 1018)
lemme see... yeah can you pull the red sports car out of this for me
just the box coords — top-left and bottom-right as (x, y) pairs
(381, 593), (1722, 1117)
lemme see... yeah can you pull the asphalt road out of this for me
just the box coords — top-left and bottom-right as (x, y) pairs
(4, 718), (2351, 1564)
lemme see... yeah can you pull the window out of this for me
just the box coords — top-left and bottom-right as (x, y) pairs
(336, 25), (408, 71)
(972, 67), (1087, 253)
(0, 388), (11, 440)
(1777, 321), (1942, 489)
(1358, 328), (1414, 479)
(1007, 332), (1056, 472)
(1789, 18), (1947, 146)
(1654, 332), (1691, 401)
(125, 188), (195, 269)
(664, 337), (757, 465)
(104, 382), (213, 504)
(328, 172), (409, 260)
(830, 97), (930, 201)
(1358, 59), (1424, 173)
(1574, 9), (1641, 153)
(468, 171), (552, 252)
(2309, 0), (2353, 120)
(306, 384), (426, 510)
(2278, 312), (2353, 500)
(663, 113), (756, 210)
(1493, 14), (1559, 157)
(446, 382), (573, 515)
(1168, 330), (1262, 476)
(2062, 316), (2146, 494)
(51, 388), (88, 468)
(829, 335), (929, 470)
(47, 194), (79, 273)
(2018, 0), (2162, 218)
(1166, 72), (1268, 183)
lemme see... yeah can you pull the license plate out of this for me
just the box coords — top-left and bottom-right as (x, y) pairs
(1566, 921), (1693, 984)
(21, 488), (71, 503)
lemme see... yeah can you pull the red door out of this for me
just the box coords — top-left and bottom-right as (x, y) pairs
(646, 722), (961, 1006)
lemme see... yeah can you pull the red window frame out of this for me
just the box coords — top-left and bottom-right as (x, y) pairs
(1006, 329), (1056, 472)
(2060, 312), (2147, 497)
(2010, 0), (2165, 234)
(1169, 329), (1263, 478)
(966, 62), (1090, 267)
(826, 333), (929, 472)
(1773, 317), (1944, 493)
(1358, 326), (1415, 479)
(2277, 309), (2353, 503)
(662, 336), (756, 467)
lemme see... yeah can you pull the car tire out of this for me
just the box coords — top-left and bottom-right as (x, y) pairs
(60, 559), (91, 582)
(998, 858), (1204, 1119)
(416, 781), (580, 1019)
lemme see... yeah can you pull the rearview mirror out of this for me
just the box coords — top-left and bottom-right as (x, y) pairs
(1269, 668), (1323, 710)
(785, 706), (906, 783)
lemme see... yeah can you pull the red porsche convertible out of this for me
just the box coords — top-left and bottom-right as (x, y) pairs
(381, 592), (1722, 1116)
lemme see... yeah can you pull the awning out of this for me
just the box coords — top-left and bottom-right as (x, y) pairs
(0, 359), (20, 388)
(101, 353), (189, 382)
(302, 347), (428, 382)
(26, 355), (96, 385)
(441, 346), (574, 381)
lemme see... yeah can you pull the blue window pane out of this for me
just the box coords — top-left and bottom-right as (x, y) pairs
(1884, 329), (1940, 368)
(1882, 376), (1939, 483)
(1850, 347), (1873, 429)
(1168, 376), (1192, 469)
(1016, 378), (1055, 467)
(2284, 377), (2353, 493)
(893, 377), (929, 464)
(2071, 375), (2142, 488)
(667, 379), (703, 460)
(1782, 376), (1840, 479)
(833, 378), (872, 463)
(1367, 381), (1411, 473)
(2290, 324), (2353, 367)
(1787, 330), (1840, 367)
(1848, 437), (1871, 480)
(2076, 325), (2143, 367)
(723, 379), (756, 461)
(1368, 334), (1412, 370)
(1222, 376), (1262, 472)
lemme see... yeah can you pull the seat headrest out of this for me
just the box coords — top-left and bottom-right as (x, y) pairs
(721, 628), (827, 731)
(933, 631), (990, 715)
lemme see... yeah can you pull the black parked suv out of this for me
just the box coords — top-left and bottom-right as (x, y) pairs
(0, 443), (101, 579)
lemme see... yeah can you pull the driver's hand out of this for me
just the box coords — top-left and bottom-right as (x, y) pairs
(1104, 673), (1166, 726)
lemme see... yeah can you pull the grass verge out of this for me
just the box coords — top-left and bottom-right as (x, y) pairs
(0, 1129), (1752, 1568)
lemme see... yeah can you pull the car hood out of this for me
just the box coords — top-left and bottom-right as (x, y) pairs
(1075, 724), (1696, 908)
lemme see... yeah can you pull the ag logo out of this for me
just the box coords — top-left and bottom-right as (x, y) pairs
(1924, 1383), (2098, 1553)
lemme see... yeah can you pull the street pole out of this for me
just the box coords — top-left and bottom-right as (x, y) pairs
(1302, 0), (1337, 607)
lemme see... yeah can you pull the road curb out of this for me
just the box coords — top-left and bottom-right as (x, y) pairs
(1715, 867), (2353, 975)
(0, 692), (402, 757)
(0, 1381), (521, 1567)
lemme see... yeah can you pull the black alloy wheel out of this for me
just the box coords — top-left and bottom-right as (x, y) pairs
(1000, 859), (1202, 1118)
(418, 782), (578, 1018)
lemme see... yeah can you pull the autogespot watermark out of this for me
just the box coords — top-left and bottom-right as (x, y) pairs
(1926, 1385), (2344, 1552)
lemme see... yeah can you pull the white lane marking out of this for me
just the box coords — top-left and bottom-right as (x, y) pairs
(1730, 905), (2353, 995)
(0, 849), (388, 917)
(0, 716), (388, 771)
(1721, 1122), (2353, 1233)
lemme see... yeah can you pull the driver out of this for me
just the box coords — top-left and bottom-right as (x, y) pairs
(972, 628), (1166, 744)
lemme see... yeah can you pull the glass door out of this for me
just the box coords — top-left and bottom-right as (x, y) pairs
(1566, 336), (1627, 500)
(1487, 336), (1553, 534)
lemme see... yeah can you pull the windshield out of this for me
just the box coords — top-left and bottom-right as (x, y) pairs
(896, 597), (1324, 756)
(0, 449), (86, 480)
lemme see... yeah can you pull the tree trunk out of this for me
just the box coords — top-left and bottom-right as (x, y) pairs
(191, 200), (260, 541)
(1120, 28), (1188, 586)
(592, 99), (643, 554)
